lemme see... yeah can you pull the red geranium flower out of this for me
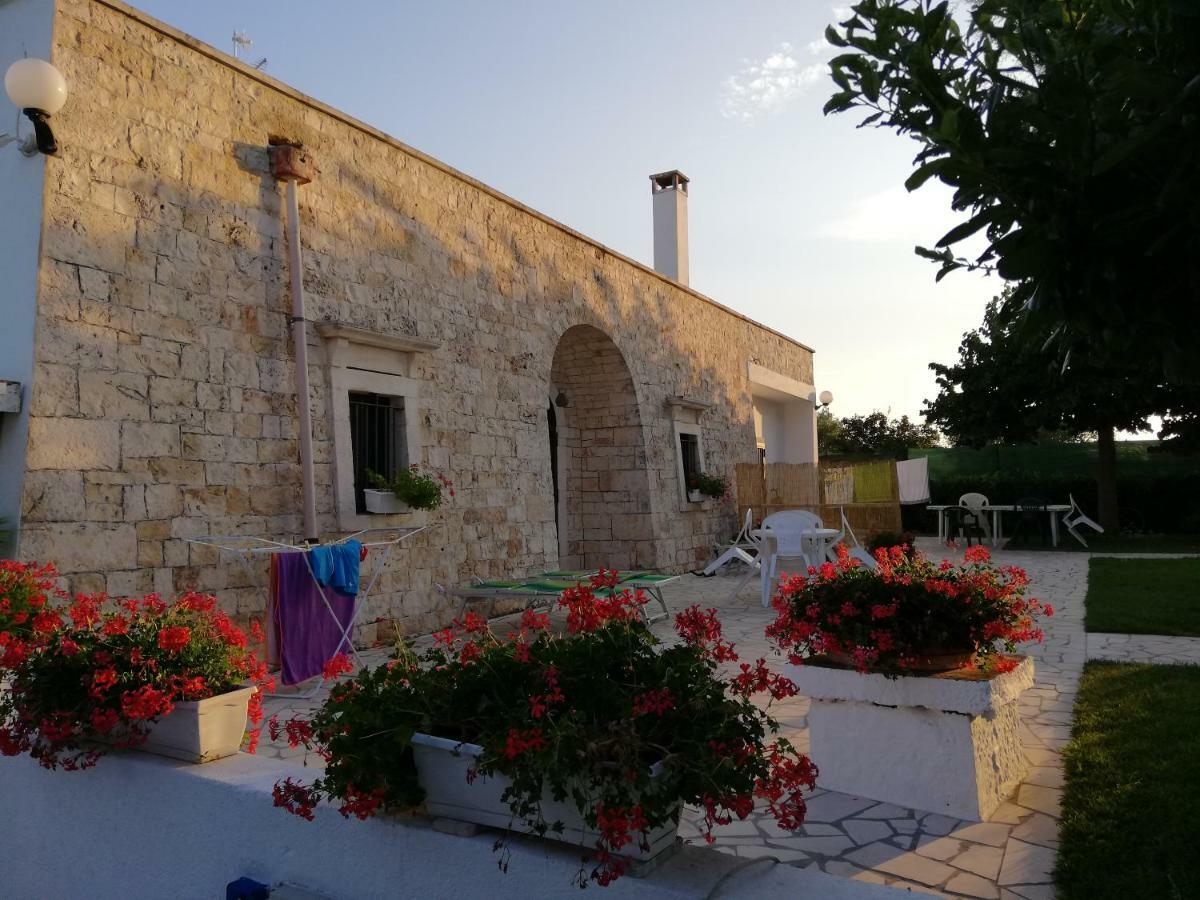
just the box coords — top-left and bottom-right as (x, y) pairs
(157, 626), (192, 653)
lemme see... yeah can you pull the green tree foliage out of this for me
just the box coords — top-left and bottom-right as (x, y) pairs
(923, 296), (1156, 446)
(820, 411), (941, 458)
(825, 0), (1200, 382)
(923, 291), (1195, 528)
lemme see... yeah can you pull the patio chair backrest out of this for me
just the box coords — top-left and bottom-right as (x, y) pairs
(736, 507), (754, 542)
(761, 510), (822, 557)
(959, 493), (989, 515)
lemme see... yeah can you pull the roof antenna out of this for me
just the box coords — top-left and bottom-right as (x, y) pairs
(232, 30), (253, 59)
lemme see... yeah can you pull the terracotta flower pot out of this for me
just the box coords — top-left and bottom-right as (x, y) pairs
(824, 648), (976, 674)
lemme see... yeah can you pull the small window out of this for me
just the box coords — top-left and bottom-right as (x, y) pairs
(679, 432), (701, 492)
(349, 392), (407, 513)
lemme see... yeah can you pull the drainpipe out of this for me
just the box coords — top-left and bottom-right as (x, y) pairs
(269, 140), (318, 543)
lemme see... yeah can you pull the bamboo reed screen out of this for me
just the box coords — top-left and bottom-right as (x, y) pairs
(734, 460), (902, 542)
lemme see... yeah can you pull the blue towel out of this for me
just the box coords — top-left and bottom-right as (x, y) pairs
(308, 539), (362, 596)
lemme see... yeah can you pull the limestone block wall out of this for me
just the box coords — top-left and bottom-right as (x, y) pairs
(16, 0), (815, 635)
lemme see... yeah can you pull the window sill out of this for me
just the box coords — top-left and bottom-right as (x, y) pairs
(338, 509), (430, 532)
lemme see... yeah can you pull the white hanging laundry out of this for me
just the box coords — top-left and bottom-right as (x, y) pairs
(896, 457), (931, 505)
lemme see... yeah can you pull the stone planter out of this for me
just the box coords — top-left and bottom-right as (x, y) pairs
(410, 733), (679, 861)
(139, 684), (258, 763)
(788, 656), (1033, 821)
(363, 489), (410, 514)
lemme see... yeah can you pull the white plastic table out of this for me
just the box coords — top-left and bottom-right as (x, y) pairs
(752, 527), (840, 607)
(928, 504), (1072, 547)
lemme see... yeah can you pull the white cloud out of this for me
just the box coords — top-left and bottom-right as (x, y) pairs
(719, 42), (827, 121)
(815, 185), (961, 244)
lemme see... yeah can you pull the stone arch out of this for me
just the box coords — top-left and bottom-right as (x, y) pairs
(548, 325), (656, 570)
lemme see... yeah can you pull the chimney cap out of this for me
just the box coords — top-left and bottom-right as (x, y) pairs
(650, 170), (689, 194)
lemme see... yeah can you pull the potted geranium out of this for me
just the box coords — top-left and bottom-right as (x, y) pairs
(364, 464), (453, 514)
(765, 544), (1053, 820)
(685, 472), (726, 503)
(767, 544), (1052, 674)
(0, 588), (272, 770)
(0, 560), (61, 661)
(270, 573), (817, 887)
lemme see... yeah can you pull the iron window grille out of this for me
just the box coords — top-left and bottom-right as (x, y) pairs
(349, 391), (407, 513)
(679, 432), (701, 492)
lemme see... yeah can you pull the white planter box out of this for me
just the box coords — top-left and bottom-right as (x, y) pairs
(787, 657), (1034, 821)
(139, 685), (257, 764)
(410, 733), (679, 861)
(363, 489), (410, 514)
(686, 490), (702, 503)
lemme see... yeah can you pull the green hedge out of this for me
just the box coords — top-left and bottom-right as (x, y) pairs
(901, 471), (1200, 534)
(912, 442), (1200, 480)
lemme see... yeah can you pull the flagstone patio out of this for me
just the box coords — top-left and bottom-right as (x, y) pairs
(260, 540), (1197, 900)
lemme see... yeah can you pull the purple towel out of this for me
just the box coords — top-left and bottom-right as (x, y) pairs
(274, 552), (356, 686)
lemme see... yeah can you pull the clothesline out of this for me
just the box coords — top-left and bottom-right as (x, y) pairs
(185, 525), (429, 555)
(184, 526), (432, 698)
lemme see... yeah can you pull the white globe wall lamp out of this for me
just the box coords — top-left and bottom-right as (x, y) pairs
(1, 58), (68, 156)
(818, 390), (834, 409)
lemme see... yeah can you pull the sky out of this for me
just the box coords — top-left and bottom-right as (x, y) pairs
(129, 0), (1000, 422)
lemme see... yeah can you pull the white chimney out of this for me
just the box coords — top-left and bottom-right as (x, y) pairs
(650, 170), (689, 286)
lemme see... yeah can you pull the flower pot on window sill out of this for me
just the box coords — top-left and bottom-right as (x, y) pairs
(137, 684), (258, 764)
(364, 489), (411, 515)
(410, 732), (680, 862)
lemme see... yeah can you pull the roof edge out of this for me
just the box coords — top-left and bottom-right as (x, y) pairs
(90, 0), (814, 355)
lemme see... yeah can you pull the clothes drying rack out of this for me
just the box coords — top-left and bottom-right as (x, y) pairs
(184, 526), (429, 698)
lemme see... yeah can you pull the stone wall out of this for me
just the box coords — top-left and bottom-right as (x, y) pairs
(17, 0), (815, 635)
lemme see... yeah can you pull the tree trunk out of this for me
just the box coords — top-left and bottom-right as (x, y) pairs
(1096, 423), (1119, 533)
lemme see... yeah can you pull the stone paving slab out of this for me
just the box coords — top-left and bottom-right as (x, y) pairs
(260, 538), (1085, 899)
(1087, 631), (1200, 665)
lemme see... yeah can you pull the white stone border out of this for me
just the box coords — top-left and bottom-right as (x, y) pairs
(0, 751), (911, 899)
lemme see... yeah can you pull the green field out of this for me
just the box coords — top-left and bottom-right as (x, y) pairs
(1057, 661), (1200, 900)
(1085, 558), (1200, 636)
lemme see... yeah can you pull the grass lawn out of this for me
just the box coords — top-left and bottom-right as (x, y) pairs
(1005, 533), (1200, 554)
(1056, 661), (1200, 900)
(1086, 558), (1200, 636)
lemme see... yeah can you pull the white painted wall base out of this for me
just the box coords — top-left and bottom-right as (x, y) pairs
(790, 657), (1033, 821)
(0, 750), (912, 900)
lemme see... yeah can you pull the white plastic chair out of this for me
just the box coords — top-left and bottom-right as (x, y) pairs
(759, 510), (823, 607)
(958, 492), (992, 540)
(702, 508), (759, 575)
(835, 506), (878, 570)
(1063, 494), (1104, 547)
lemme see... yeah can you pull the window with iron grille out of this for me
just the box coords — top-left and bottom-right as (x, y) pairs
(349, 392), (407, 513)
(679, 432), (701, 491)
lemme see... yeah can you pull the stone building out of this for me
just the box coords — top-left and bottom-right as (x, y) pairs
(0, 0), (820, 634)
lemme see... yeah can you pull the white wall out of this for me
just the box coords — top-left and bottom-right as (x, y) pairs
(753, 397), (783, 462)
(747, 362), (818, 466)
(0, 751), (908, 900)
(753, 395), (816, 465)
(0, 0), (55, 551)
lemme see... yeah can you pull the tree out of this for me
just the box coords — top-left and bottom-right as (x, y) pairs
(817, 408), (844, 454)
(820, 411), (941, 458)
(824, 0), (1200, 383)
(923, 291), (1188, 529)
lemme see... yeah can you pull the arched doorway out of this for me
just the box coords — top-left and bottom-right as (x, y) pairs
(549, 325), (655, 570)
